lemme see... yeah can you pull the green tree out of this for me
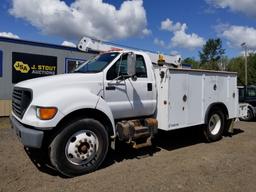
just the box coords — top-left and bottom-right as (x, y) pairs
(183, 57), (200, 69)
(227, 53), (256, 85)
(227, 56), (245, 85)
(248, 54), (256, 85)
(199, 38), (225, 70)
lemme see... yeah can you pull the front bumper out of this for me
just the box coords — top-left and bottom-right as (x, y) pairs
(10, 116), (44, 148)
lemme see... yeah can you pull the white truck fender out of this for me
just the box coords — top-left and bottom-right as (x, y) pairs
(96, 97), (116, 138)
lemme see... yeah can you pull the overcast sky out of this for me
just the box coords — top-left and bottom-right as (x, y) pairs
(1, 0), (256, 58)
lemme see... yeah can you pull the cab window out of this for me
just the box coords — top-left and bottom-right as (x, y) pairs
(135, 55), (147, 78)
(247, 88), (256, 97)
(107, 54), (128, 80)
(107, 54), (147, 80)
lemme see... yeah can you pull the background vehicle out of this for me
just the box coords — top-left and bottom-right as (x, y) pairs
(10, 37), (247, 177)
(238, 85), (256, 121)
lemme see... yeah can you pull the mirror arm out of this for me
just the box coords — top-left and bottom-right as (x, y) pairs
(111, 74), (137, 83)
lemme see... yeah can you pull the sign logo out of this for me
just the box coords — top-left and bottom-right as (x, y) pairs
(12, 52), (57, 83)
(30, 64), (56, 75)
(14, 61), (30, 73)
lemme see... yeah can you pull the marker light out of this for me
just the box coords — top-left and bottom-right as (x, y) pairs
(36, 107), (58, 120)
(158, 54), (165, 65)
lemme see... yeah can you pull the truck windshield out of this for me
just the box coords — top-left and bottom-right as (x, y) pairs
(74, 52), (120, 73)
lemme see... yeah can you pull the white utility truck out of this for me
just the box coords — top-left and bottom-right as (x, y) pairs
(11, 37), (246, 177)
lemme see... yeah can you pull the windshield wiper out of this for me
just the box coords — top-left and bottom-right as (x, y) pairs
(73, 70), (100, 73)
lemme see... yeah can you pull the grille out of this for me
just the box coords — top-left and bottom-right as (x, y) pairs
(12, 87), (32, 119)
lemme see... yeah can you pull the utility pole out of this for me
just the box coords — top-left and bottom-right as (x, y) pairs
(241, 42), (248, 86)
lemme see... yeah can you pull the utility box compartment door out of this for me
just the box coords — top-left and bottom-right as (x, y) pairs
(168, 72), (188, 129)
(168, 71), (203, 130)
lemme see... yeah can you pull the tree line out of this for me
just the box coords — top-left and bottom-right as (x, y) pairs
(183, 38), (256, 86)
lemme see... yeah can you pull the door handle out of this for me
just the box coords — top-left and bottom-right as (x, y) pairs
(147, 83), (152, 91)
(106, 86), (116, 90)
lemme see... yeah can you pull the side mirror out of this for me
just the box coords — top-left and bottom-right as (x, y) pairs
(127, 52), (136, 77)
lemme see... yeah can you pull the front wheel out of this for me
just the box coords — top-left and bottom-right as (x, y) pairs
(49, 118), (109, 177)
(204, 108), (225, 142)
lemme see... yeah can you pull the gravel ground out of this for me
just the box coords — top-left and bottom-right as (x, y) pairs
(0, 117), (256, 192)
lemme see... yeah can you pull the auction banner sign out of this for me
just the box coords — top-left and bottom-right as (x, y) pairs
(12, 52), (57, 83)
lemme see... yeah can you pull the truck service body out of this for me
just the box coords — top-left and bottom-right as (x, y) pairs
(11, 37), (246, 177)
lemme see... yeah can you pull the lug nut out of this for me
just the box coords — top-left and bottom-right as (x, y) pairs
(68, 154), (73, 158)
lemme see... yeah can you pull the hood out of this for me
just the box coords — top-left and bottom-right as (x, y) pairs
(15, 73), (104, 96)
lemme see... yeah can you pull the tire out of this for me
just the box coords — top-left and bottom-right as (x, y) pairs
(204, 107), (225, 142)
(49, 118), (109, 177)
(240, 108), (254, 121)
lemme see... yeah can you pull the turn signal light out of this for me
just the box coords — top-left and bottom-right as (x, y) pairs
(37, 107), (58, 120)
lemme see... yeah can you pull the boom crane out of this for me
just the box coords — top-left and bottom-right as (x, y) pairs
(77, 36), (182, 68)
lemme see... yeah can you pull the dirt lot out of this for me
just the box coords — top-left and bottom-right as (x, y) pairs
(0, 117), (256, 192)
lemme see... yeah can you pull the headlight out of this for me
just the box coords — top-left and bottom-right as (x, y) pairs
(36, 107), (58, 120)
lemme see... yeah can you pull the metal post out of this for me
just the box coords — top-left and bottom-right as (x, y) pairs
(241, 42), (248, 86)
(245, 46), (248, 86)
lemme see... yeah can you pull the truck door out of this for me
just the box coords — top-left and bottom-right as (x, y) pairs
(103, 53), (156, 119)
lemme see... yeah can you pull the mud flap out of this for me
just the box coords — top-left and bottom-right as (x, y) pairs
(227, 118), (235, 135)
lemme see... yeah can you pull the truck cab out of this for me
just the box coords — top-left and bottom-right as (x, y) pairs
(11, 51), (159, 177)
(238, 85), (256, 121)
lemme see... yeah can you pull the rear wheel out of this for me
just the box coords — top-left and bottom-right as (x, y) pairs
(204, 107), (225, 142)
(49, 118), (109, 177)
(240, 108), (254, 121)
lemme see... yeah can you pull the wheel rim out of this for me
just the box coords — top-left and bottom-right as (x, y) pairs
(65, 130), (99, 165)
(208, 114), (221, 135)
(246, 110), (252, 120)
(240, 109), (252, 121)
